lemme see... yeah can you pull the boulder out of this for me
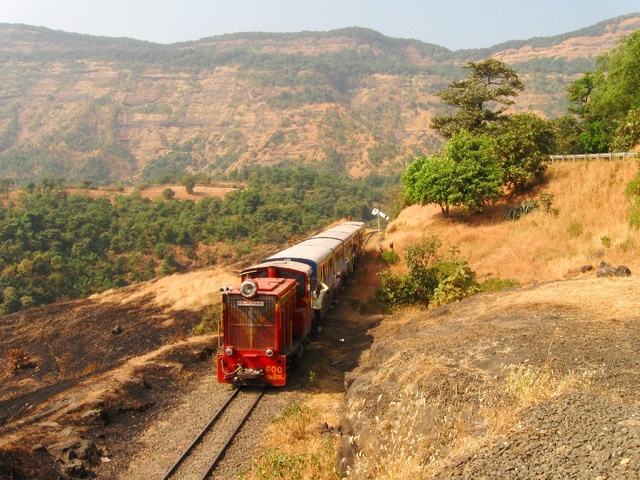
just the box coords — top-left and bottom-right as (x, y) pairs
(596, 261), (616, 277)
(615, 265), (632, 277)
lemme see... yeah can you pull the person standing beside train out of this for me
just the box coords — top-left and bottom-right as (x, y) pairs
(312, 282), (329, 332)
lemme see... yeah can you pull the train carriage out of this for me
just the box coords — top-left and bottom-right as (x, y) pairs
(217, 221), (365, 386)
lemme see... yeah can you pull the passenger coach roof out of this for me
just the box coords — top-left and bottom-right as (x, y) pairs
(299, 237), (344, 250)
(265, 243), (334, 265)
(310, 222), (364, 241)
(242, 260), (312, 276)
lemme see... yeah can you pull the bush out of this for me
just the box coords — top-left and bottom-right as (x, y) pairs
(5, 349), (35, 373)
(538, 193), (555, 214)
(377, 235), (479, 310)
(567, 221), (584, 237)
(479, 277), (521, 293)
(193, 305), (221, 335)
(505, 198), (539, 221)
(431, 263), (479, 307)
(378, 250), (400, 265)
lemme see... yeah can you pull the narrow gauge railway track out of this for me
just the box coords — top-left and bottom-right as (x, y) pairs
(161, 387), (265, 480)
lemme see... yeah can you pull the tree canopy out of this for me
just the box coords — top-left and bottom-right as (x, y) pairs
(489, 113), (554, 193)
(403, 131), (503, 217)
(406, 59), (553, 217)
(0, 165), (399, 313)
(567, 30), (640, 152)
(430, 59), (524, 139)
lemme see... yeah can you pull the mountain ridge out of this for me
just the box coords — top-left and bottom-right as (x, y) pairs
(0, 14), (638, 185)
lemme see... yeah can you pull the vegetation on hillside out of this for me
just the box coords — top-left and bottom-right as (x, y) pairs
(0, 166), (397, 314)
(385, 30), (640, 310)
(1, 17), (634, 185)
(566, 29), (640, 152)
(403, 59), (554, 217)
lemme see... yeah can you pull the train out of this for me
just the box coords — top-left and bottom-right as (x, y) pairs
(216, 221), (366, 386)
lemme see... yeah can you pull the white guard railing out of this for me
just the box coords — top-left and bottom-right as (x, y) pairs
(550, 152), (638, 162)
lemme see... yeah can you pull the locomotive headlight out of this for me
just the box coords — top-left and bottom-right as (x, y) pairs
(240, 280), (258, 299)
(265, 348), (274, 357)
(225, 347), (234, 356)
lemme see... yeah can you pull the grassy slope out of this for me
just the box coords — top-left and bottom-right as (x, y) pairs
(384, 160), (640, 285)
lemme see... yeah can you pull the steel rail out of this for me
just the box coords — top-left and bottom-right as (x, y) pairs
(198, 387), (264, 480)
(160, 387), (264, 480)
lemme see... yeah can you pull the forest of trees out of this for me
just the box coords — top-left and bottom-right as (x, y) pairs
(0, 166), (398, 314)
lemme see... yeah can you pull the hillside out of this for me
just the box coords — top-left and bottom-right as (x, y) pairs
(385, 160), (640, 283)
(0, 15), (638, 185)
(1, 160), (639, 478)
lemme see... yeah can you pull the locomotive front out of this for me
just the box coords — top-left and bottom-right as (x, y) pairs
(217, 276), (298, 386)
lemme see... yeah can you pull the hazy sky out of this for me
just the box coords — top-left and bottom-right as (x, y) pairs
(0, 0), (638, 50)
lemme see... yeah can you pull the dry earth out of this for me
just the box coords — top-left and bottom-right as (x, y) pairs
(1, 161), (640, 479)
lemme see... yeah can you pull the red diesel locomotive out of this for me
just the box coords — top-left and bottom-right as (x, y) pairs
(216, 221), (366, 386)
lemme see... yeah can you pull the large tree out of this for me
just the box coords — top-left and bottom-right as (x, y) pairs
(567, 30), (640, 152)
(430, 59), (524, 139)
(489, 113), (555, 193)
(403, 131), (503, 217)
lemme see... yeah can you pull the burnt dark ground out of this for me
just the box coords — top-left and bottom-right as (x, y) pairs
(0, 290), (214, 479)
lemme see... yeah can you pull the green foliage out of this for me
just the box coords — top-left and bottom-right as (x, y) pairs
(619, 237), (635, 251)
(504, 192), (557, 221)
(538, 193), (555, 214)
(479, 277), (521, 293)
(504, 199), (539, 221)
(1, 286), (21, 315)
(255, 449), (307, 480)
(408, 60), (551, 220)
(377, 235), (478, 310)
(193, 305), (221, 335)
(367, 142), (398, 166)
(403, 131), (503, 217)
(567, 221), (584, 237)
(182, 175), (196, 194)
(161, 188), (176, 200)
(489, 113), (554, 193)
(431, 262), (479, 307)
(626, 169), (640, 228)
(0, 165), (399, 312)
(601, 236), (612, 248)
(378, 250), (399, 265)
(611, 107), (640, 152)
(567, 30), (640, 152)
(268, 86), (336, 109)
(430, 59), (524, 139)
(142, 152), (197, 183)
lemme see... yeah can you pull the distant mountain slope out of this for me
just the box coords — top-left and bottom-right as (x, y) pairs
(0, 14), (638, 185)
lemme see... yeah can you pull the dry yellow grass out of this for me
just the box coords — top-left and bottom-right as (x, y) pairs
(385, 160), (640, 284)
(91, 268), (237, 311)
(268, 159), (640, 480)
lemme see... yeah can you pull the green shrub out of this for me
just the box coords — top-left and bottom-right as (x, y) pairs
(567, 221), (584, 237)
(193, 305), (221, 335)
(619, 237), (635, 252)
(377, 235), (478, 310)
(161, 188), (175, 200)
(479, 277), (521, 293)
(504, 198), (539, 221)
(538, 193), (555, 214)
(630, 201), (640, 228)
(378, 250), (400, 265)
(431, 263), (479, 307)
